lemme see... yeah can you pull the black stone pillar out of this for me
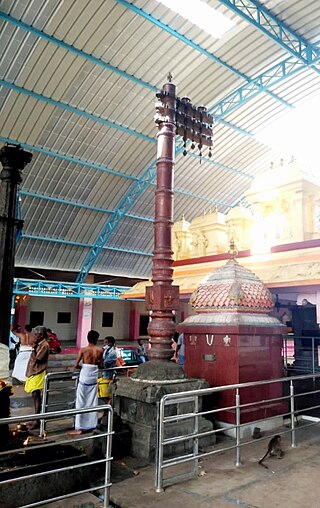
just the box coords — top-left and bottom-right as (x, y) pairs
(0, 145), (32, 346)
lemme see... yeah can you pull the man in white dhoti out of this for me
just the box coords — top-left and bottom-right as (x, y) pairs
(68, 330), (103, 436)
(12, 325), (34, 382)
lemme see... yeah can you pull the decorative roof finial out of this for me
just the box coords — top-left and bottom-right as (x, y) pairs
(228, 237), (238, 260)
(167, 72), (173, 82)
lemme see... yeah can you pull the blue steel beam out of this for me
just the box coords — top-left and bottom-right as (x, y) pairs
(210, 51), (320, 119)
(20, 190), (154, 223)
(21, 234), (153, 257)
(116, 0), (245, 79)
(21, 183), (232, 212)
(0, 12), (254, 137)
(0, 96), (251, 180)
(218, 119), (253, 137)
(82, 34), (313, 283)
(0, 12), (156, 92)
(13, 278), (130, 299)
(187, 151), (253, 178)
(0, 136), (139, 181)
(76, 159), (157, 282)
(2, 40), (306, 283)
(0, 80), (155, 144)
(76, 138), (238, 283)
(1, 137), (251, 203)
(218, 0), (320, 70)
(4, 8), (311, 281)
(115, 0), (292, 109)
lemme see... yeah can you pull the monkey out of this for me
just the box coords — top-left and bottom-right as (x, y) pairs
(259, 435), (284, 469)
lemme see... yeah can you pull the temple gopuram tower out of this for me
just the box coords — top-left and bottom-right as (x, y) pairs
(177, 242), (286, 433)
(245, 159), (320, 248)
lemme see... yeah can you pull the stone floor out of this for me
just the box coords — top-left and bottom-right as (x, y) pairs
(109, 425), (320, 508)
(40, 493), (102, 508)
(7, 384), (320, 508)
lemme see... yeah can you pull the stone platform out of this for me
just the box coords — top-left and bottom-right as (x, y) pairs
(113, 362), (215, 461)
(47, 352), (77, 373)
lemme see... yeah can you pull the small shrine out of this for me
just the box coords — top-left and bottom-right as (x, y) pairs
(177, 241), (286, 429)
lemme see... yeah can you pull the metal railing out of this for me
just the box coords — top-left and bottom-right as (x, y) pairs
(40, 370), (78, 438)
(0, 404), (113, 508)
(40, 365), (138, 437)
(282, 335), (320, 373)
(155, 372), (320, 492)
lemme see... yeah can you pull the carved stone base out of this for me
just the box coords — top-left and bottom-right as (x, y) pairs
(131, 359), (185, 382)
(112, 371), (215, 461)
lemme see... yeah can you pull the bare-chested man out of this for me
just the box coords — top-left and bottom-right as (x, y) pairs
(68, 330), (103, 436)
(13, 324), (35, 347)
(12, 324), (35, 382)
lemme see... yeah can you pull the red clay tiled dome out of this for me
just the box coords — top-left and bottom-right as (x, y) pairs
(190, 257), (274, 314)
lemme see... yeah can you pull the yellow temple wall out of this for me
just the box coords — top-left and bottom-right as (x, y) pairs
(122, 242), (320, 300)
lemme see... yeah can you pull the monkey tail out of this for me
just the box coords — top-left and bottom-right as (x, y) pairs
(258, 451), (270, 468)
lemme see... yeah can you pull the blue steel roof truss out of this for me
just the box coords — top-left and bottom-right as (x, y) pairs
(76, 159), (158, 281)
(0, 12), (253, 138)
(0, 3), (318, 279)
(76, 3), (320, 281)
(210, 54), (318, 119)
(13, 279), (130, 299)
(217, 0), (320, 71)
(113, 0), (291, 109)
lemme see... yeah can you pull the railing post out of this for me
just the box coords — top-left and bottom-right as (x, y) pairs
(284, 336), (288, 367)
(40, 373), (49, 438)
(155, 398), (165, 492)
(235, 388), (241, 467)
(312, 337), (315, 375)
(193, 396), (199, 478)
(290, 380), (297, 448)
(103, 405), (113, 508)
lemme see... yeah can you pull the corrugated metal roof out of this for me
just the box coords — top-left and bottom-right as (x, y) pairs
(0, 0), (319, 279)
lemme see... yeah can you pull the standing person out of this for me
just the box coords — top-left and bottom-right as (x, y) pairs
(9, 329), (19, 370)
(103, 336), (118, 374)
(176, 332), (185, 369)
(24, 326), (50, 429)
(98, 337), (118, 402)
(136, 338), (149, 363)
(170, 333), (179, 363)
(12, 324), (35, 382)
(47, 328), (62, 354)
(69, 330), (103, 436)
(24, 324), (35, 345)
